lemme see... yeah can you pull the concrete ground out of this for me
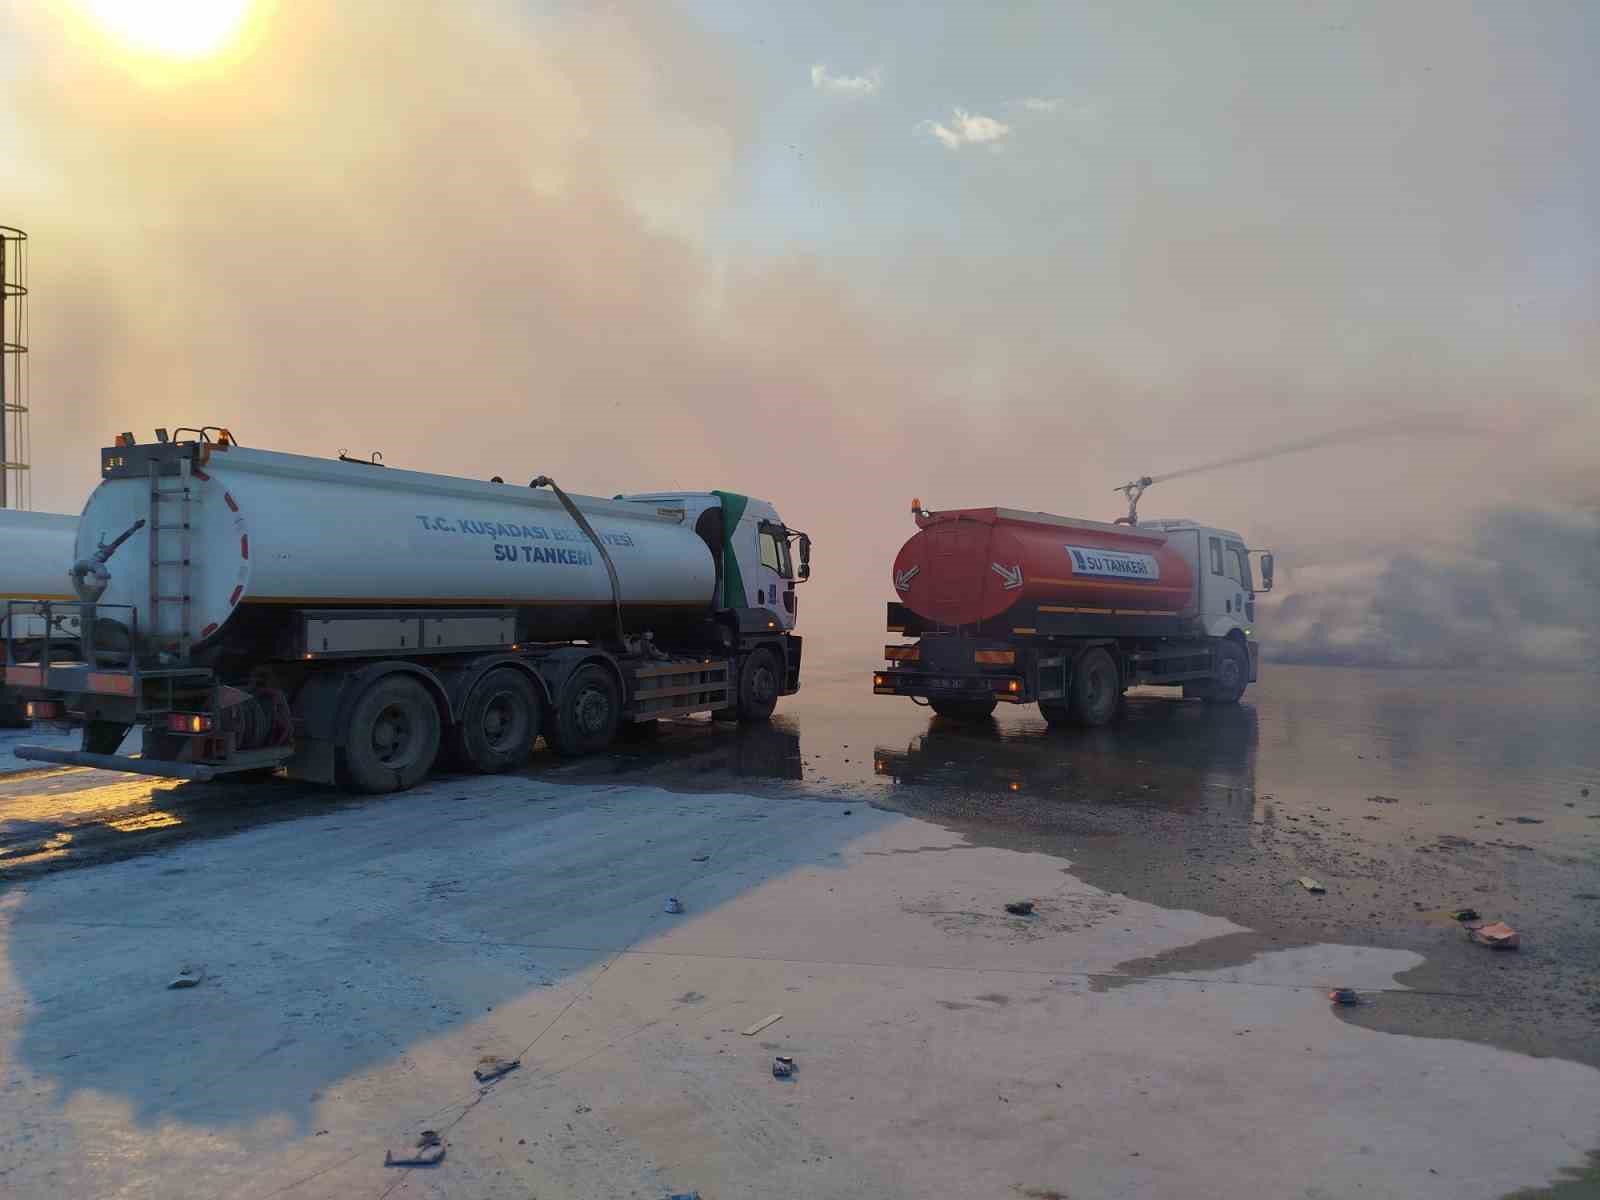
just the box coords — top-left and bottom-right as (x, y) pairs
(2, 769), (1598, 1199)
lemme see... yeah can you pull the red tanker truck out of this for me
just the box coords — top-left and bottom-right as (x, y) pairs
(872, 478), (1274, 724)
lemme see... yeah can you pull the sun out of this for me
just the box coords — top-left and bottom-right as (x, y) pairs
(77, 0), (255, 60)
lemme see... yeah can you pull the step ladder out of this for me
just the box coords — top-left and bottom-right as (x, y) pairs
(147, 457), (197, 658)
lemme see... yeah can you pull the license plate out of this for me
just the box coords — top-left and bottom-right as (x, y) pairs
(927, 677), (971, 691)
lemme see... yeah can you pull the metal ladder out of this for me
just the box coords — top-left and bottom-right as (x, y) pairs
(147, 457), (197, 659)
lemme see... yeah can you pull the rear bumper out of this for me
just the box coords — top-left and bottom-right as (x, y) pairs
(14, 745), (219, 780)
(14, 743), (291, 781)
(872, 667), (1029, 703)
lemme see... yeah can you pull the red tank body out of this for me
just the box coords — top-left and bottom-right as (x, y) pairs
(891, 507), (1197, 628)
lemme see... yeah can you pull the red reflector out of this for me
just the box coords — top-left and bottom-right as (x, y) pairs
(240, 534), (249, 559)
(87, 672), (136, 696)
(25, 701), (64, 720)
(166, 712), (214, 734)
(200, 622), (219, 638)
(192, 466), (210, 481)
(224, 491), (239, 512)
(4, 665), (43, 687)
(228, 584), (243, 607)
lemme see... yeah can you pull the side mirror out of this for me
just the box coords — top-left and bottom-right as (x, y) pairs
(798, 534), (812, 581)
(1260, 552), (1274, 592)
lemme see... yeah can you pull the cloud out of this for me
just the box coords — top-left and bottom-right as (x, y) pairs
(810, 63), (880, 96)
(922, 108), (1011, 150)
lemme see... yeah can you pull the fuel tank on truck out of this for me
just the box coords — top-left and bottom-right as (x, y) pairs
(891, 507), (1196, 629)
(79, 443), (717, 653)
(0, 511), (78, 603)
(1, 511), (81, 644)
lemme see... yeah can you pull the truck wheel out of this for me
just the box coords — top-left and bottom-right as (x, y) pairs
(1206, 640), (1249, 705)
(549, 664), (621, 756)
(450, 668), (539, 774)
(341, 676), (441, 793)
(82, 721), (131, 755)
(1038, 700), (1072, 727)
(929, 696), (998, 721)
(1067, 648), (1120, 727)
(735, 648), (781, 723)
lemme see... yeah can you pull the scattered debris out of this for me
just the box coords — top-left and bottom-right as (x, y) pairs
(1512, 816), (1543, 825)
(664, 896), (684, 914)
(1366, 795), (1400, 804)
(1298, 877), (1326, 894)
(168, 966), (204, 989)
(1450, 908), (1480, 922)
(1466, 921), (1520, 950)
(842, 808), (853, 815)
(574, 1104), (592, 1114)
(742, 1012), (783, 1037)
(1582, 787), (1591, 798)
(474, 1057), (520, 1084)
(772, 1055), (795, 1079)
(1004, 900), (1036, 916)
(384, 1130), (445, 1167)
(690, 854), (710, 862)
(1328, 988), (1360, 1006)
(665, 1193), (703, 1200)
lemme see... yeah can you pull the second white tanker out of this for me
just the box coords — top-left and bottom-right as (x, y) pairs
(9, 429), (811, 792)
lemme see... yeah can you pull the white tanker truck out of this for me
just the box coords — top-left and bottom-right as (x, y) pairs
(0, 510), (82, 727)
(6, 429), (811, 791)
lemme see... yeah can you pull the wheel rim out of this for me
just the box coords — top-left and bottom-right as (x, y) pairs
(480, 688), (523, 753)
(1218, 656), (1241, 692)
(751, 663), (777, 706)
(573, 685), (612, 736)
(1084, 664), (1111, 717)
(372, 701), (419, 767)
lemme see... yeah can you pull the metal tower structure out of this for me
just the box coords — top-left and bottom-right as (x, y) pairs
(0, 225), (29, 509)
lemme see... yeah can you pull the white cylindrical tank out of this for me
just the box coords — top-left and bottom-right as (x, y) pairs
(0, 510), (78, 601)
(0, 510), (80, 645)
(78, 446), (716, 648)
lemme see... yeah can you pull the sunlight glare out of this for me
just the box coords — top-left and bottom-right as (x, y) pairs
(77, 0), (254, 60)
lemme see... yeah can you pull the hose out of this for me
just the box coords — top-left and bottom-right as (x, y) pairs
(529, 475), (627, 647)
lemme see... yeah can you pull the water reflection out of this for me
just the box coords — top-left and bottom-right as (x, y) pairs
(874, 694), (1259, 808)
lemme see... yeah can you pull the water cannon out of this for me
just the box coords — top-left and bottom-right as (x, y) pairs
(1113, 476), (1153, 526)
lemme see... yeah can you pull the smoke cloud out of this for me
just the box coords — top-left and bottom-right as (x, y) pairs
(4, 0), (1596, 671)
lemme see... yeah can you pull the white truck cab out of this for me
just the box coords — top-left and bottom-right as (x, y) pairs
(1137, 517), (1271, 680)
(617, 491), (811, 631)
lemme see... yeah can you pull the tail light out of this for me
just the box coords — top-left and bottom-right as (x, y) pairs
(167, 712), (215, 735)
(990, 678), (1023, 694)
(884, 645), (920, 662)
(25, 701), (63, 720)
(974, 649), (1015, 665)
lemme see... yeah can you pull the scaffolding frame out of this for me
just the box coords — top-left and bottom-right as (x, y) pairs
(1, 225), (30, 509)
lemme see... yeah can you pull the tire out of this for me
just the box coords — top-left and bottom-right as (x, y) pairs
(735, 647), (781, 723)
(449, 668), (539, 774)
(929, 696), (998, 721)
(1206, 639), (1249, 705)
(82, 721), (131, 755)
(1038, 699), (1072, 727)
(548, 664), (621, 757)
(340, 675), (442, 794)
(1067, 647), (1120, 727)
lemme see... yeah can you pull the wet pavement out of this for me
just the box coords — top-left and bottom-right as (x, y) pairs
(1, 662), (1598, 1197)
(3, 664), (1598, 1069)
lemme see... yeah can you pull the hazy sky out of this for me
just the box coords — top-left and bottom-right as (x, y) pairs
(3, 0), (1595, 666)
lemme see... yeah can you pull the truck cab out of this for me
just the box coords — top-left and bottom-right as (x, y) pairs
(616, 491), (811, 632)
(1136, 519), (1264, 682)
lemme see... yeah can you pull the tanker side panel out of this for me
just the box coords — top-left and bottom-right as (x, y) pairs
(81, 444), (717, 651)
